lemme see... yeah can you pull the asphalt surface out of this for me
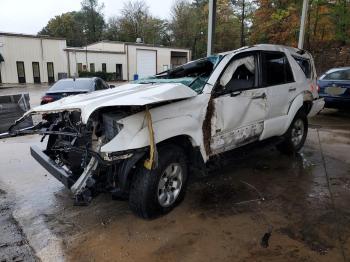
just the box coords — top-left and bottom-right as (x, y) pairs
(0, 85), (350, 261)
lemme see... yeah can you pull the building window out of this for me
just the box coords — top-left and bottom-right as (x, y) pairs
(47, 62), (55, 83)
(77, 63), (83, 73)
(90, 63), (95, 73)
(16, 61), (26, 83)
(102, 63), (106, 72)
(32, 62), (41, 84)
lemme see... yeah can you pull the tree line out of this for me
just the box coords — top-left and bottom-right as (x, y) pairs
(39, 0), (350, 64)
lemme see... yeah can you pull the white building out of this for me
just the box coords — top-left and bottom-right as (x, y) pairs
(0, 32), (67, 84)
(0, 32), (191, 84)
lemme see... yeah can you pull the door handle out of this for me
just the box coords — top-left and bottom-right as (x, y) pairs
(289, 87), (296, 92)
(251, 93), (266, 99)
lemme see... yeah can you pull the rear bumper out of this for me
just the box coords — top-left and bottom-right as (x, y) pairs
(30, 145), (75, 188)
(308, 98), (325, 117)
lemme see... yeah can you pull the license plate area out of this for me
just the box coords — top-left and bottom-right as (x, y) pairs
(325, 86), (346, 96)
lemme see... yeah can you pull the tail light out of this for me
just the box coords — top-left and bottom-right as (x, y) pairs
(310, 84), (320, 93)
(41, 95), (54, 104)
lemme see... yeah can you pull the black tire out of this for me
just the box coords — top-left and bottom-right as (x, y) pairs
(129, 144), (188, 219)
(276, 110), (308, 155)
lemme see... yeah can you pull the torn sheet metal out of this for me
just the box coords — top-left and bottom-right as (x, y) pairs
(210, 122), (264, 155)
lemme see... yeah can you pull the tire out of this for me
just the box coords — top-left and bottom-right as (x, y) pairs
(129, 144), (188, 219)
(276, 110), (308, 154)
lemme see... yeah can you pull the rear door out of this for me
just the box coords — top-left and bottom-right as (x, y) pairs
(262, 51), (296, 119)
(137, 50), (156, 79)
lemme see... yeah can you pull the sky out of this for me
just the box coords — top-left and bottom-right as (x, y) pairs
(0, 0), (175, 34)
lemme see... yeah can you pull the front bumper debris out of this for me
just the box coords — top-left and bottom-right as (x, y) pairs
(30, 145), (75, 188)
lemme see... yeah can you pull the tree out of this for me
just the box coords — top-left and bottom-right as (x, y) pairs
(104, 1), (170, 45)
(332, 0), (350, 44)
(231, 0), (255, 46)
(38, 12), (85, 46)
(169, 0), (201, 56)
(80, 0), (106, 43)
(169, 0), (240, 58)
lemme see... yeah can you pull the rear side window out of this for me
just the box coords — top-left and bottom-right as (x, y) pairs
(262, 52), (294, 87)
(293, 56), (311, 78)
(323, 69), (350, 80)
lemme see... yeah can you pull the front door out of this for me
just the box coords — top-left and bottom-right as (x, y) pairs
(210, 52), (268, 155)
(47, 62), (54, 83)
(116, 64), (122, 80)
(32, 62), (41, 84)
(16, 61), (26, 83)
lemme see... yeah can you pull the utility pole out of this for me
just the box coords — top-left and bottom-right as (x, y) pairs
(298, 0), (309, 49)
(240, 0), (246, 47)
(207, 0), (217, 56)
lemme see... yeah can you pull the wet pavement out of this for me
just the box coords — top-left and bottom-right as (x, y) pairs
(0, 85), (350, 261)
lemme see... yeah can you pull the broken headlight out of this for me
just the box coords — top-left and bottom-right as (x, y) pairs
(102, 112), (126, 141)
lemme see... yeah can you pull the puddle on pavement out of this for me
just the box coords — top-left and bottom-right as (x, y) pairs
(1, 117), (350, 261)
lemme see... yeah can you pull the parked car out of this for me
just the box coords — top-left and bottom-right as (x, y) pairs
(41, 77), (112, 104)
(317, 67), (350, 108)
(2, 44), (324, 219)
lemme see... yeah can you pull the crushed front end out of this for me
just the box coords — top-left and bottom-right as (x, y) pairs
(3, 109), (147, 205)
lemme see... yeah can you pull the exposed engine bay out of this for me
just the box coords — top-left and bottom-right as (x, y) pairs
(7, 107), (150, 205)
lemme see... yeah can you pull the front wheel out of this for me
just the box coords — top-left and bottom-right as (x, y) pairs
(276, 111), (308, 154)
(129, 144), (188, 219)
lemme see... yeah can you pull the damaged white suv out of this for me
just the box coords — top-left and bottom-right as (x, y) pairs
(3, 44), (324, 218)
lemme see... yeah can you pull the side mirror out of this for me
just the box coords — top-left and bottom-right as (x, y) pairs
(109, 84), (115, 88)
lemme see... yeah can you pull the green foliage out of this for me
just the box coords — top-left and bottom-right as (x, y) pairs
(104, 1), (170, 45)
(38, 0), (350, 69)
(332, 0), (350, 44)
(38, 12), (85, 46)
(38, 0), (105, 46)
(80, 0), (106, 43)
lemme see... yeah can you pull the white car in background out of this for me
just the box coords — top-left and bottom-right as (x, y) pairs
(2, 44), (324, 219)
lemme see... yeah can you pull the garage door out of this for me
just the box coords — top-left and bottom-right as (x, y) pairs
(137, 50), (156, 79)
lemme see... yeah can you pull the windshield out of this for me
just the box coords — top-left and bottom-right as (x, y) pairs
(134, 55), (222, 93)
(49, 79), (94, 92)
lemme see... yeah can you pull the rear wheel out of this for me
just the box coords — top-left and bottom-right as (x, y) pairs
(129, 144), (188, 219)
(276, 111), (308, 154)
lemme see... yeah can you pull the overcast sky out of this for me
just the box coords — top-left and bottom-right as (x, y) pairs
(0, 0), (175, 34)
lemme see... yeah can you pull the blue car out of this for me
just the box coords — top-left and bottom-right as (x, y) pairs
(317, 67), (350, 108)
(41, 77), (112, 105)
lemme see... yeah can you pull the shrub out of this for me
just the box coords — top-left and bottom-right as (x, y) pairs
(78, 71), (116, 81)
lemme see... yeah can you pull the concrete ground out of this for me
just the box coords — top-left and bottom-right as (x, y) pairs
(0, 85), (350, 261)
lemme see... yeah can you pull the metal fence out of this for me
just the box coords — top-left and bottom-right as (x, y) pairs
(0, 93), (33, 133)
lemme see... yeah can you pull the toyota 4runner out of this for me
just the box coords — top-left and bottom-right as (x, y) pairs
(1, 44), (324, 218)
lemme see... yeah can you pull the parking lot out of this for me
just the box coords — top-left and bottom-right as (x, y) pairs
(0, 85), (350, 261)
